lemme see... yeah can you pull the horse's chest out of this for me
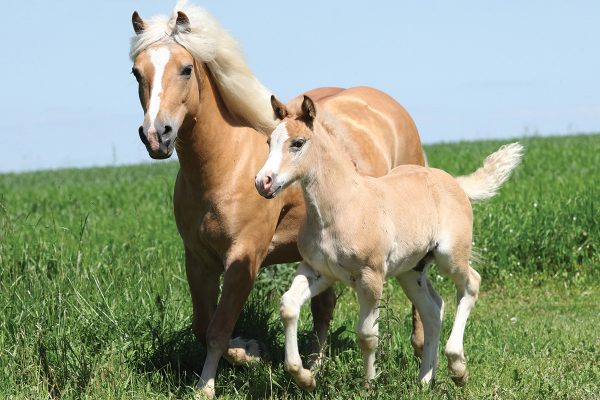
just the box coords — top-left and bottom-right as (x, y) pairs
(298, 226), (364, 284)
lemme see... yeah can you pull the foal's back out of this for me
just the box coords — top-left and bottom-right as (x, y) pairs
(370, 165), (474, 266)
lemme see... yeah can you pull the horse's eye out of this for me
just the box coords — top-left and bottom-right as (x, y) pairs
(181, 65), (193, 77)
(291, 139), (305, 149)
(131, 67), (142, 82)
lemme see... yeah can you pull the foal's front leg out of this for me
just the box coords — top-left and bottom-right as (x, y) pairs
(355, 279), (382, 384)
(280, 262), (332, 391)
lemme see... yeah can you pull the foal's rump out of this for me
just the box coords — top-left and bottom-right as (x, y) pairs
(290, 86), (425, 176)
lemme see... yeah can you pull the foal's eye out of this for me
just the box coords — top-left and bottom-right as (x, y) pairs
(181, 65), (193, 77)
(131, 67), (142, 82)
(291, 139), (305, 149)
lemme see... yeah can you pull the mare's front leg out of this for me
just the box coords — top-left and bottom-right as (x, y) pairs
(195, 247), (260, 399)
(308, 287), (337, 366)
(185, 248), (220, 345)
(281, 262), (333, 391)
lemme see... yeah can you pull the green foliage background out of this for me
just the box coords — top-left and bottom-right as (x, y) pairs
(0, 135), (598, 399)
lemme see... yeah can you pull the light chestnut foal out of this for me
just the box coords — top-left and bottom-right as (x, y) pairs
(256, 96), (523, 390)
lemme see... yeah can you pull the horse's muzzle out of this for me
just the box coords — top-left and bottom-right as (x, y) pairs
(139, 126), (175, 159)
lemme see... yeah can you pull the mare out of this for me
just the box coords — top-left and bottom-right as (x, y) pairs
(255, 95), (523, 390)
(129, 3), (428, 397)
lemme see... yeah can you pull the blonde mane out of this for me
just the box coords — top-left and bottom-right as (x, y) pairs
(129, 1), (277, 133)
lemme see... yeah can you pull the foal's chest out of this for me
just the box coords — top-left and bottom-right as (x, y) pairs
(298, 225), (366, 286)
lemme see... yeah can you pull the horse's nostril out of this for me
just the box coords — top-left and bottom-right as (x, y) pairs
(163, 125), (173, 135)
(138, 126), (149, 146)
(263, 175), (272, 187)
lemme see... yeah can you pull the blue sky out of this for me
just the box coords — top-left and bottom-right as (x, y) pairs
(1, 1), (598, 172)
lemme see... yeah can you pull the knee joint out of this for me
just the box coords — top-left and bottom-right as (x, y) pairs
(280, 295), (299, 321)
(358, 335), (379, 352)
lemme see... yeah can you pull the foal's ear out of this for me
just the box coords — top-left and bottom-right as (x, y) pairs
(301, 95), (317, 121)
(175, 11), (192, 33)
(271, 95), (288, 120)
(132, 11), (145, 35)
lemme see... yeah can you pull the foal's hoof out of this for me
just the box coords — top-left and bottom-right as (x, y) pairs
(446, 353), (468, 386)
(450, 369), (469, 386)
(294, 368), (317, 392)
(223, 337), (267, 365)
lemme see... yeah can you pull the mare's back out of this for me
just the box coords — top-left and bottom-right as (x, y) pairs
(289, 87), (424, 176)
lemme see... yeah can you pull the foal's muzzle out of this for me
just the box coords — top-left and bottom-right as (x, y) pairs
(255, 172), (281, 199)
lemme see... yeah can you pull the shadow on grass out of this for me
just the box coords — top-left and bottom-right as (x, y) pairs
(133, 292), (357, 397)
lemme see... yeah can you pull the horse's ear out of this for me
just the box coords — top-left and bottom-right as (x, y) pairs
(132, 11), (145, 35)
(301, 95), (317, 121)
(175, 11), (192, 33)
(271, 95), (288, 120)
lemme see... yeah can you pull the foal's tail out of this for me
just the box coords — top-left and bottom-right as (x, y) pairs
(456, 142), (524, 202)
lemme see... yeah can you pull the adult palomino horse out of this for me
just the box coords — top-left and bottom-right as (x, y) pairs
(256, 96), (523, 390)
(129, 3), (428, 397)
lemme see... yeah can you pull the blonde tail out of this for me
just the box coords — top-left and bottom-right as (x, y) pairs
(456, 142), (524, 202)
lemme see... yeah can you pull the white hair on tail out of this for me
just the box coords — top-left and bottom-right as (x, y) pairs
(456, 142), (524, 202)
(129, 1), (277, 133)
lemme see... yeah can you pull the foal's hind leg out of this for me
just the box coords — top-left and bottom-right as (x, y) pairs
(435, 250), (481, 386)
(397, 270), (443, 385)
(410, 278), (444, 359)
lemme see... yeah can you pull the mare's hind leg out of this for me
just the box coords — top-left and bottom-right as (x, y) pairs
(435, 249), (481, 386)
(397, 270), (444, 385)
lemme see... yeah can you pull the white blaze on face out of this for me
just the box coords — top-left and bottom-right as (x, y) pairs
(147, 47), (171, 130)
(262, 122), (289, 175)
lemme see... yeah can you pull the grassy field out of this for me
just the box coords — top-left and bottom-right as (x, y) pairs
(1, 134), (598, 399)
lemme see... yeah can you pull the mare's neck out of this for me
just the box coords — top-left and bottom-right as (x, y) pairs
(176, 63), (255, 186)
(301, 130), (362, 229)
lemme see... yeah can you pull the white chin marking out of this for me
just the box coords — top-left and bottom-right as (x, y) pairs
(147, 47), (171, 129)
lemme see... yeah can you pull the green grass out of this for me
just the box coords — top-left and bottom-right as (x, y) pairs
(1, 134), (599, 399)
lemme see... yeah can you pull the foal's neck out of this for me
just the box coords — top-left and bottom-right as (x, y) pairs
(301, 128), (362, 229)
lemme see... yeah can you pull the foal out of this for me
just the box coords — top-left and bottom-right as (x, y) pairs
(255, 95), (523, 390)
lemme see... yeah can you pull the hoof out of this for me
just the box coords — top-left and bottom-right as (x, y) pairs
(451, 369), (469, 386)
(446, 352), (468, 386)
(419, 376), (434, 389)
(294, 368), (316, 392)
(223, 337), (267, 365)
(194, 383), (215, 399)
